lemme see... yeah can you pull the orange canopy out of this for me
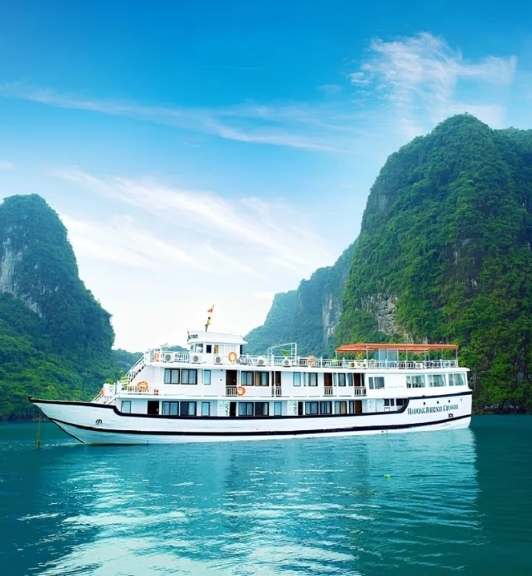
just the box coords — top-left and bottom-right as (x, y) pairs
(336, 343), (458, 353)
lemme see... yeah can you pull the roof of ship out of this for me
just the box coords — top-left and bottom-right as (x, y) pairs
(187, 330), (247, 345)
(336, 343), (458, 353)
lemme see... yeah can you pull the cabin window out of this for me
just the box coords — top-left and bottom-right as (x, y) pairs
(335, 401), (347, 414)
(196, 344), (204, 353)
(305, 401), (319, 415)
(241, 371), (254, 386)
(384, 399), (395, 407)
(206, 344), (212, 353)
(162, 401), (179, 416)
(214, 345), (219, 354)
(239, 402), (254, 416)
(180, 401), (197, 416)
(368, 376), (385, 390)
(449, 373), (466, 386)
(201, 402), (210, 416)
(429, 374), (445, 387)
(337, 373), (346, 387)
(396, 399), (406, 406)
(347, 373), (353, 386)
(164, 369), (180, 384)
(293, 372), (302, 387)
(203, 370), (211, 385)
(255, 372), (269, 386)
(255, 402), (269, 416)
(274, 402), (282, 416)
(348, 401), (355, 414)
(182, 369), (197, 385)
(320, 401), (332, 414)
(406, 375), (425, 388)
(121, 401), (131, 413)
(308, 373), (318, 387)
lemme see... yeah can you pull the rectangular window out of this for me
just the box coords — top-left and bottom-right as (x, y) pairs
(203, 370), (211, 385)
(384, 399), (395, 407)
(254, 371), (269, 386)
(338, 373), (346, 387)
(121, 400), (131, 413)
(308, 373), (318, 387)
(368, 376), (385, 390)
(429, 374), (446, 387)
(319, 401), (332, 414)
(182, 369), (197, 385)
(214, 345), (219, 354)
(255, 402), (269, 416)
(274, 402), (282, 416)
(241, 371), (254, 386)
(396, 398), (406, 406)
(239, 402), (254, 416)
(162, 401), (179, 416)
(206, 344), (212, 353)
(451, 373), (466, 386)
(305, 401), (319, 415)
(201, 402), (210, 416)
(406, 375), (426, 388)
(347, 373), (353, 386)
(293, 372), (302, 387)
(180, 401), (197, 416)
(348, 401), (355, 414)
(335, 401), (348, 414)
(164, 368), (180, 384)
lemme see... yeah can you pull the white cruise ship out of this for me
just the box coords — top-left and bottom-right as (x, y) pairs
(30, 330), (472, 444)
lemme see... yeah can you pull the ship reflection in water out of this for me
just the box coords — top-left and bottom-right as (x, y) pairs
(2, 418), (532, 575)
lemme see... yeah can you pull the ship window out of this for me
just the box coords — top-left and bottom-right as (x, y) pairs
(396, 398), (406, 406)
(293, 372), (302, 386)
(164, 369), (180, 384)
(305, 401), (319, 415)
(255, 372), (269, 386)
(368, 376), (385, 390)
(241, 371), (254, 386)
(348, 401), (355, 414)
(162, 401), (179, 416)
(320, 401), (332, 414)
(182, 369), (197, 385)
(347, 373), (353, 386)
(206, 344), (212, 353)
(201, 402), (210, 416)
(450, 373), (465, 386)
(429, 374), (445, 387)
(121, 401), (131, 413)
(335, 401), (347, 414)
(274, 402), (282, 416)
(180, 401), (197, 416)
(196, 344), (204, 353)
(337, 373), (346, 387)
(203, 370), (211, 385)
(239, 402), (254, 416)
(406, 375), (425, 388)
(214, 345), (219, 354)
(384, 399), (395, 407)
(308, 373), (318, 387)
(255, 402), (269, 416)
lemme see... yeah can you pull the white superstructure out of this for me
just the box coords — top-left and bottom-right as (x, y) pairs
(31, 330), (472, 444)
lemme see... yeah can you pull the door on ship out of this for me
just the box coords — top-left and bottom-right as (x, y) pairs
(226, 370), (237, 387)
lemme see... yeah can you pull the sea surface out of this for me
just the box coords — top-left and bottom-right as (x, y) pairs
(1, 417), (531, 576)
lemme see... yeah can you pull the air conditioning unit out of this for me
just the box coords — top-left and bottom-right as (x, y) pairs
(415, 362), (423, 369)
(257, 357), (266, 366)
(163, 353), (173, 363)
(191, 354), (202, 364)
(349, 361), (356, 368)
(214, 355), (223, 365)
(282, 358), (291, 367)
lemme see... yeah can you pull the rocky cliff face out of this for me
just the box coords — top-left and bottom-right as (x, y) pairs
(244, 242), (355, 355)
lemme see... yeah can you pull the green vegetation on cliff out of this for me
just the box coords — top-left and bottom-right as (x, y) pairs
(0, 195), (117, 420)
(337, 114), (532, 412)
(245, 243), (355, 355)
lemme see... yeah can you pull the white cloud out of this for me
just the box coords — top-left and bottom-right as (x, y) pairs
(350, 32), (517, 137)
(0, 160), (13, 170)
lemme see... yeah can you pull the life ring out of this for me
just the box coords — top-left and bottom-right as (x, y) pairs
(307, 355), (316, 366)
(369, 359), (376, 368)
(137, 381), (149, 392)
(101, 388), (105, 397)
(228, 351), (238, 363)
(236, 386), (246, 396)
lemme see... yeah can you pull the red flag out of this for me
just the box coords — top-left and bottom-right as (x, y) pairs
(207, 305), (214, 313)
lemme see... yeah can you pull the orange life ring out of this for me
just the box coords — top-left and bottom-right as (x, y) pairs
(236, 386), (246, 396)
(307, 355), (316, 366)
(137, 381), (149, 392)
(228, 351), (238, 363)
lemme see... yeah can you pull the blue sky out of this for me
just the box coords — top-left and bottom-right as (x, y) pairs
(0, 1), (531, 350)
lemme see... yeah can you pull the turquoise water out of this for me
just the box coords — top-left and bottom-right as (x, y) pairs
(1, 418), (531, 575)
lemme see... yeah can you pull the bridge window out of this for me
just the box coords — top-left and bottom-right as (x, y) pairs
(429, 374), (445, 387)
(305, 401), (319, 415)
(206, 344), (212, 353)
(203, 370), (211, 385)
(164, 369), (180, 384)
(449, 373), (466, 386)
(293, 372), (302, 386)
(121, 401), (131, 413)
(308, 373), (318, 387)
(368, 376), (385, 390)
(182, 369), (197, 385)
(201, 402), (210, 416)
(407, 375), (425, 388)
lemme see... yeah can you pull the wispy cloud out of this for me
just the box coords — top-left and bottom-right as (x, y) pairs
(0, 160), (13, 170)
(350, 32), (517, 137)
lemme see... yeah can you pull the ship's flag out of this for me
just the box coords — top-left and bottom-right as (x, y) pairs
(207, 305), (214, 313)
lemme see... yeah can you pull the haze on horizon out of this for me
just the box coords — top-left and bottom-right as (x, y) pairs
(0, 0), (530, 351)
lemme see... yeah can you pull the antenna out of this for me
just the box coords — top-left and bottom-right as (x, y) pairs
(205, 304), (214, 332)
